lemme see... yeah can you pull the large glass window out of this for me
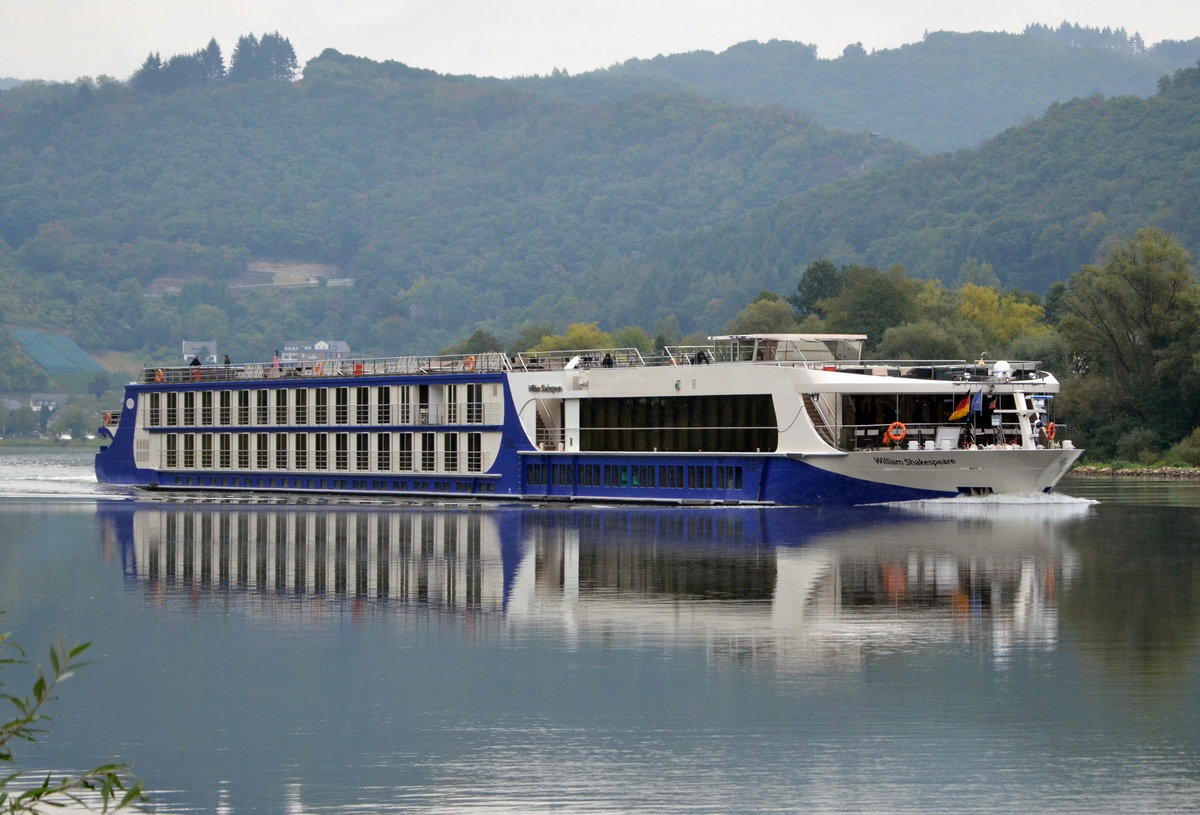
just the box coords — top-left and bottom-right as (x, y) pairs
(276, 390), (288, 424)
(295, 389), (308, 424)
(183, 392), (195, 425)
(201, 392), (213, 425)
(315, 389), (328, 424)
(219, 391), (231, 426)
(443, 433), (458, 472)
(398, 434), (413, 470)
(579, 395), (777, 453)
(237, 391), (250, 425)
(148, 393), (161, 426)
(166, 393), (178, 426)
(420, 433), (436, 471)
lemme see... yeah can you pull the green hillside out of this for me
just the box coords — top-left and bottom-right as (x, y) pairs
(0, 48), (914, 357)
(619, 62), (1200, 308)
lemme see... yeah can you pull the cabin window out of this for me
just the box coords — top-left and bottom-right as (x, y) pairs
(398, 387), (412, 424)
(398, 434), (413, 471)
(446, 384), (459, 424)
(276, 433), (288, 469)
(294, 435), (307, 469)
(420, 433), (436, 471)
(294, 389), (308, 424)
(356, 433), (370, 470)
(256, 433), (269, 469)
(148, 393), (161, 426)
(315, 434), (328, 470)
(237, 391), (250, 425)
(183, 392), (195, 426)
(466, 383), (483, 424)
(237, 434), (250, 468)
(356, 387), (370, 425)
(219, 434), (231, 468)
(182, 435), (195, 468)
(166, 393), (178, 426)
(377, 433), (391, 471)
(466, 433), (482, 472)
(201, 434), (213, 468)
(443, 433), (458, 472)
(377, 387), (390, 424)
(276, 390), (288, 424)
(315, 389), (328, 424)
(165, 434), (178, 468)
(201, 392), (213, 425)
(219, 391), (231, 426)
(335, 388), (349, 425)
(256, 391), (269, 425)
(335, 433), (349, 470)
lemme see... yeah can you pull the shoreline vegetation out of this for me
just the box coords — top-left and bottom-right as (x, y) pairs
(1072, 463), (1200, 479)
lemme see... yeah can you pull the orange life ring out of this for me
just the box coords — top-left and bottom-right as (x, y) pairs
(886, 421), (907, 443)
(1045, 422), (1057, 441)
(465, 355), (476, 372)
(154, 368), (164, 383)
(314, 362), (324, 376)
(102, 411), (112, 425)
(191, 367), (202, 382)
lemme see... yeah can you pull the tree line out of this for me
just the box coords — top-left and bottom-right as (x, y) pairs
(131, 32), (298, 93)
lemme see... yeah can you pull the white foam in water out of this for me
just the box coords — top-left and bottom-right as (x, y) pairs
(885, 490), (1097, 519)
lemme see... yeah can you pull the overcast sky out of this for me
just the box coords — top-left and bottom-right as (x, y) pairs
(3, 0), (1199, 82)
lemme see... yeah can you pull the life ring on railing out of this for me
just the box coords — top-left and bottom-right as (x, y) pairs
(464, 355), (476, 372)
(191, 367), (201, 382)
(102, 411), (112, 425)
(886, 421), (907, 443)
(354, 362), (364, 376)
(1045, 422), (1057, 441)
(154, 368), (164, 383)
(314, 362), (324, 376)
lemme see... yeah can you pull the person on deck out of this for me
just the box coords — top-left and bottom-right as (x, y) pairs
(189, 355), (201, 366)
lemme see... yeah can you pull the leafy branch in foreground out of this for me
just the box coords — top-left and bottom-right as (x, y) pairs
(1, 623), (145, 812)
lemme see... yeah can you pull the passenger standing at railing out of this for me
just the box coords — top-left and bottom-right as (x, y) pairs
(272, 351), (280, 369)
(189, 355), (201, 366)
(224, 354), (231, 366)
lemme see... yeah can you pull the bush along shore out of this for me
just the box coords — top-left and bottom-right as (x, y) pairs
(1072, 463), (1200, 479)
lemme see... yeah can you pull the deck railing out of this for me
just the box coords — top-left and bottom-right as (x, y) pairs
(140, 352), (512, 385)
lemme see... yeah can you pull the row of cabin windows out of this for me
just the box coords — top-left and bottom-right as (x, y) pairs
(580, 395), (778, 453)
(161, 431), (484, 474)
(146, 384), (486, 428)
(527, 463), (744, 491)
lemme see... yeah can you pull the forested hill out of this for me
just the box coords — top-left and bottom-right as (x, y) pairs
(502, 26), (1200, 153)
(609, 60), (1200, 320)
(0, 49), (915, 356)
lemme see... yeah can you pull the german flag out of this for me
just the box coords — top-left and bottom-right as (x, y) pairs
(948, 393), (972, 421)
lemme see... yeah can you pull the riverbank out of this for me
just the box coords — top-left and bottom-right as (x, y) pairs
(1073, 463), (1200, 479)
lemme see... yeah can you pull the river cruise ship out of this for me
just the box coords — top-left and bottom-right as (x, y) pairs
(94, 334), (1082, 505)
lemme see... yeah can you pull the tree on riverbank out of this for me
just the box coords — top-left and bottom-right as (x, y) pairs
(1056, 228), (1200, 459)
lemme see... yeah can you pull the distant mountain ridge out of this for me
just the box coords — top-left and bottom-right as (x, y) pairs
(501, 28), (1200, 153)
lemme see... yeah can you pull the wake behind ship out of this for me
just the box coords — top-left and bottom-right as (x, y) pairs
(94, 334), (1082, 505)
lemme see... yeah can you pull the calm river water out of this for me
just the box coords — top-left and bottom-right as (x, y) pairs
(1, 448), (1198, 814)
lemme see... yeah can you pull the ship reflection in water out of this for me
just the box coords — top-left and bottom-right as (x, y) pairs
(100, 496), (1092, 668)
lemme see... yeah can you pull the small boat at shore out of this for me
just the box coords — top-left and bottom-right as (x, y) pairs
(94, 334), (1082, 505)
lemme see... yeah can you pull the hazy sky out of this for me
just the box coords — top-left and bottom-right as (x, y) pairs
(3, 0), (1199, 82)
